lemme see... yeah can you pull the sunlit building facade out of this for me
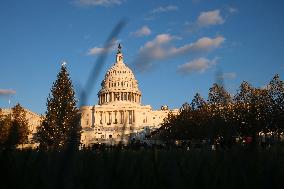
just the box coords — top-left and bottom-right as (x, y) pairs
(80, 45), (178, 145)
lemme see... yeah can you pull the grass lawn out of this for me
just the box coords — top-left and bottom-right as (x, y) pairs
(0, 146), (283, 189)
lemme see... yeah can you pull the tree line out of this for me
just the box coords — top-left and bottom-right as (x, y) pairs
(152, 74), (284, 145)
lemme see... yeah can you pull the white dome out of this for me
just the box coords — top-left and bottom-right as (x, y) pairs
(98, 45), (141, 105)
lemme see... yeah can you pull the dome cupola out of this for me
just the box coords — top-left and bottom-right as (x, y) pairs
(98, 44), (142, 105)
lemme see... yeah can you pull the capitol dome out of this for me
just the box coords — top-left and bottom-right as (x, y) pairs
(98, 44), (141, 105)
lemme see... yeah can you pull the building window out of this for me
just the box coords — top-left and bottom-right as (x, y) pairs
(108, 112), (112, 124)
(120, 111), (124, 124)
(133, 110), (135, 123)
(129, 110), (132, 124)
(100, 112), (102, 124)
(114, 112), (117, 124)
(124, 93), (127, 101)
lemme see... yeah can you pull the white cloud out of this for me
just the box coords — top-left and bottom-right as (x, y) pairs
(143, 34), (176, 48)
(74, 0), (122, 7)
(87, 47), (108, 55)
(197, 9), (224, 27)
(169, 36), (225, 55)
(131, 26), (151, 37)
(0, 89), (16, 95)
(151, 5), (178, 14)
(177, 57), (218, 74)
(228, 7), (238, 14)
(87, 39), (119, 56)
(185, 9), (225, 32)
(144, 5), (178, 20)
(133, 34), (225, 71)
(219, 72), (237, 79)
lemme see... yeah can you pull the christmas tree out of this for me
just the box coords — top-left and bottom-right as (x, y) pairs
(37, 62), (81, 150)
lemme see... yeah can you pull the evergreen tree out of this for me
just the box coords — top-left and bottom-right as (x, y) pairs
(11, 104), (29, 145)
(0, 104), (29, 149)
(37, 63), (80, 150)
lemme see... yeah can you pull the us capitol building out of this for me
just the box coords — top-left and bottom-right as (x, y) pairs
(80, 45), (178, 145)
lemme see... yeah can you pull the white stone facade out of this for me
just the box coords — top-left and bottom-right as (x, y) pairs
(80, 45), (178, 145)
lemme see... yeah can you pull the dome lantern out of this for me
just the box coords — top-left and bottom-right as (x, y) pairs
(116, 43), (124, 64)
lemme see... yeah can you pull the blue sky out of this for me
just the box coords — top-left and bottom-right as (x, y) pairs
(1, 0), (284, 114)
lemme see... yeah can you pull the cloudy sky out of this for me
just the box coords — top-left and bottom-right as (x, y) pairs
(1, 0), (284, 114)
